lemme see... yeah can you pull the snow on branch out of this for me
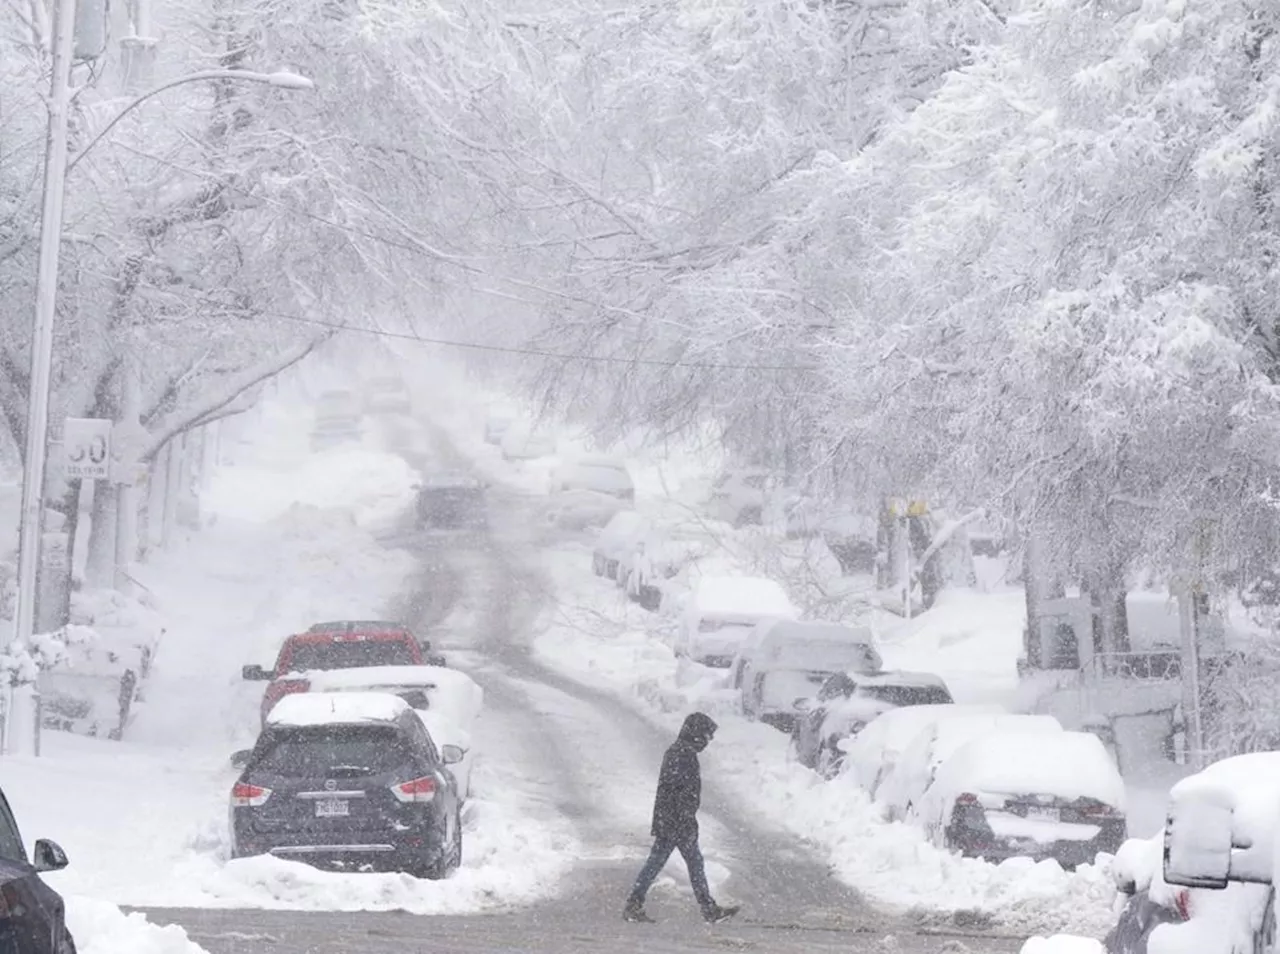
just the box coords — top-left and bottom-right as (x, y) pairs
(140, 333), (330, 462)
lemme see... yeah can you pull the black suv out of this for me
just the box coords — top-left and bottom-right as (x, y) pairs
(230, 693), (464, 879)
(415, 474), (487, 530)
(0, 786), (74, 953)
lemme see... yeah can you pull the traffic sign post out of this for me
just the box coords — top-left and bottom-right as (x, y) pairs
(64, 417), (112, 479)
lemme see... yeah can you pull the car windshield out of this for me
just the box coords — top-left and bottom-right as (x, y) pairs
(859, 685), (952, 707)
(252, 725), (410, 777)
(286, 639), (418, 672)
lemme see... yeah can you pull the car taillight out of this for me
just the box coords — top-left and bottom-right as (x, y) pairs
(1173, 889), (1191, 920)
(391, 776), (437, 803)
(955, 792), (980, 807)
(231, 782), (271, 807)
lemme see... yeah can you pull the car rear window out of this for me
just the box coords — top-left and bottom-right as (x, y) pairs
(286, 638), (417, 671)
(861, 684), (952, 707)
(252, 725), (410, 777)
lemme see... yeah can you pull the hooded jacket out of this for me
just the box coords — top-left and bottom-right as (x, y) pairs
(650, 712), (718, 842)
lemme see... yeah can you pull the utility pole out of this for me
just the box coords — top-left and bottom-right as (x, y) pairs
(7, 0), (79, 756)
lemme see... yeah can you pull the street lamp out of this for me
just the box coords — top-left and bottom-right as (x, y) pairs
(5, 0), (313, 755)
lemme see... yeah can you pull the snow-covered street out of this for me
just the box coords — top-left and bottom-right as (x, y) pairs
(0, 396), (1043, 953)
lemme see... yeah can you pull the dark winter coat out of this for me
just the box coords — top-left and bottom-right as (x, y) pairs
(650, 712), (718, 842)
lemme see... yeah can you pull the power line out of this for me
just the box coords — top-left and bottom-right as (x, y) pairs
(130, 279), (820, 372)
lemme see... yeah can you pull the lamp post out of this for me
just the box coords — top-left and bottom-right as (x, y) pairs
(5, 0), (313, 755)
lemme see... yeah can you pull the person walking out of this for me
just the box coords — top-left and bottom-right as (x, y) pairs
(623, 712), (740, 924)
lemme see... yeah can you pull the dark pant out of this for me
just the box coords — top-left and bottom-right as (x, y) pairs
(626, 834), (714, 912)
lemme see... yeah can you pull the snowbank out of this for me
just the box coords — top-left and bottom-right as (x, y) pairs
(875, 586), (1027, 705)
(67, 898), (208, 954)
(203, 445), (417, 531)
(1020, 938), (1104, 954)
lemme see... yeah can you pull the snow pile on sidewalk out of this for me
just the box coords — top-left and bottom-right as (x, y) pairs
(67, 898), (208, 954)
(1020, 938), (1104, 954)
(532, 539), (1119, 935)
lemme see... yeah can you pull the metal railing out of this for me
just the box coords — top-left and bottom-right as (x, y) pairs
(1086, 650), (1181, 682)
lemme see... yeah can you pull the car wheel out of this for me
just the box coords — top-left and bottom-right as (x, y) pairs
(592, 554), (604, 576)
(605, 560), (619, 580)
(427, 813), (462, 879)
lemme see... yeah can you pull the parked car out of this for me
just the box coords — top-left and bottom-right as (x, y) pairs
(550, 455), (635, 500)
(705, 469), (778, 527)
(732, 619), (883, 732)
(243, 621), (443, 726)
(363, 376), (412, 414)
(0, 785), (74, 953)
(1106, 752), (1280, 954)
(546, 488), (624, 531)
(916, 729), (1127, 867)
(792, 669), (953, 775)
(878, 712), (1064, 822)
(500, 427), (556, 460)
(838, 703), (1002, 797)
(230, 691), (464, 879)
(675, 574), (799, 668)
(483, 411), (515, 445)
(593, 511), (649, 580)
(416, 473), (487, 530)
(300, 665), (483, 799)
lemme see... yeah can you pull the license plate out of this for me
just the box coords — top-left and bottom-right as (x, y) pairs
(315, 798), (349, 818)
(1024, 806), (1059, 822)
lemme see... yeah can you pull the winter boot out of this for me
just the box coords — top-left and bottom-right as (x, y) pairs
(623, 902), (656, 923)
(703, 904), (740, 924)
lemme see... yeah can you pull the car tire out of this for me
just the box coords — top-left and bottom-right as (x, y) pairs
(592, 554), (604, 576)
(429, 813), (463, 880)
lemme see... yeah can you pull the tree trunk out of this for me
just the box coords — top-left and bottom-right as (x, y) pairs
(83, 480), (117, 587)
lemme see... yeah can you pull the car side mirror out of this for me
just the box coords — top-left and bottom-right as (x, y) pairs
(793, 697), (812, 712)
(230, 749), (253, 770)
(426, 653), (447, 667)
(33, 839), (68, 873)
(441, 744), (465, 765)
(242, 664), (273, 681)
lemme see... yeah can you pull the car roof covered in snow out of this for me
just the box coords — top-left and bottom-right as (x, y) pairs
(571, 453), (628, 469)
(690, 575), (798, 618)
(306, 620), (409, 634)
(933, 729), (1125, 808)
(301, 665), (476, 694)
(749, 619), (882, 671)
(923, 713), (1063, 769)
(267, 691), (410, 728)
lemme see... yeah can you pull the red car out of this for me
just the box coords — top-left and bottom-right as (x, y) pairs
(243, 620), (445, 725)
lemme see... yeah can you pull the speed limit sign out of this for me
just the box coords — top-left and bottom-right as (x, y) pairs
(64, 418), (113, 479)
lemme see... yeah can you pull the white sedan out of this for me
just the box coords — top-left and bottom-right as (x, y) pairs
(297, 665), (484, 799)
